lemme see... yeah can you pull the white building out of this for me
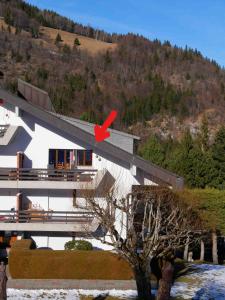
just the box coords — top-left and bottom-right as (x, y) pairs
(0, 80), (184, 250)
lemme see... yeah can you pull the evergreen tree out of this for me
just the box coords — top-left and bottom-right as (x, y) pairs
(198, 115), (210, 152)
(55, 33), (63, 44)
(138, 135), (165, 166)
(211, 126), (225, 189)
(15, 27), (21, 35)
(31, 27), (39, 38)
(62, 44), (71, 55)
(7, 25), (11, 34)
(138, 126), (224, 189)
(74, 38), (81, 46)
(4, 8), (13, 26)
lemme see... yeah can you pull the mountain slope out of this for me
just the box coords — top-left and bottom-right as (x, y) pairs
(0, 0), (225, 141)
(0, 18), (117, 55)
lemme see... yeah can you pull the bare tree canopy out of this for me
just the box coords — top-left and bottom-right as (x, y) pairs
(76, 185), (202, 300)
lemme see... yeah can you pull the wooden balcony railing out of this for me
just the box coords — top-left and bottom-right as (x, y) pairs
(0, 210), (94, 224)
(0, 168), (97, 182)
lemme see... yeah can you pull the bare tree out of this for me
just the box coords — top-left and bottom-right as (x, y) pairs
(200, 238), (205, 262)
(0, 262), (7, 300)
(76, 185), (201, 300)
(212, 230), (218, 264)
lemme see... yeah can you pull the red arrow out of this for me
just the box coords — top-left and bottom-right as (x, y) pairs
(94, 110), (118, 142)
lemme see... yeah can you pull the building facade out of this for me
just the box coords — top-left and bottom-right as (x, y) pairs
(0, 80), (184, 250)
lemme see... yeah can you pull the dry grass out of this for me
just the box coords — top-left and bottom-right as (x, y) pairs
(0, 18), (15, 33)
(0, 18), (117, 55)
(40, 26), (117, 55)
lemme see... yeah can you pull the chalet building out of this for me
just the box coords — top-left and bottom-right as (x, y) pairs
(0, 80), (184, 250)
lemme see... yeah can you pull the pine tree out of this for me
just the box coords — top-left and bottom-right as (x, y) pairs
(4, 8), (13, 26)
(198, 114), (209, 152)
(211, 126), (225, 189)
(15, 27), (21, 35)
(74, 38), (81, 46)
(55, 33), (63, 44)
(138, 135), (165, 166)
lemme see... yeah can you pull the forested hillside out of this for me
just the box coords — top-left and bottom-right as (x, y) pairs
(0, 0), (224, 189)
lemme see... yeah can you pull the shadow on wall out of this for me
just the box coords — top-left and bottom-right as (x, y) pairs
(21, 113), (35, 132)
(21, 195), (32, 210)
(0, 127), (32, 156)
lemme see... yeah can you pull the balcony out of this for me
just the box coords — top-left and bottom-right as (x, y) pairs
(0, 168), (109, 190)
(0, 210), (99, 233)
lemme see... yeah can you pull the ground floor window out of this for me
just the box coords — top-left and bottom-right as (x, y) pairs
(49, 149), (93, 169)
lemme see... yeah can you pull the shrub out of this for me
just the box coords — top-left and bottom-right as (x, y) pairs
(64, 240), (93, 251)
(37, 67), (49, 80)
(11, 239), (36, 250)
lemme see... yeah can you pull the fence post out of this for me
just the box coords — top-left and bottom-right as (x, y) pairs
(0, 262), (7, 300)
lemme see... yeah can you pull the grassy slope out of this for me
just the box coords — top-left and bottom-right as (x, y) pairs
(179, 189), (225, 234)
(0, 19), (117, 56)
(41, 26), (117, 55)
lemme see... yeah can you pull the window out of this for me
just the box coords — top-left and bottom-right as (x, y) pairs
(49, 149), (93, 168)
(49, 149), (56, 166)
(77, 150), (92, 166)
(49, 149), (72, 169)
(77, 150), (84, 166)
(58, 150), (64, 164)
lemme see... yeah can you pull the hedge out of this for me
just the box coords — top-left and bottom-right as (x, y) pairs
(9, 246), (133, 280)
(10, 239), (33, 250)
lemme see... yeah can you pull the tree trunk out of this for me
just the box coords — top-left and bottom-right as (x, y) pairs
(0, 262), (7, 300)
(188, 251), (193, 262)
(200, 239), (205, 262)
(212, 231), (218, 264)
(183, 238), (189, 261)
(156, 260), (174, 300)
(133, 265), (152, 300)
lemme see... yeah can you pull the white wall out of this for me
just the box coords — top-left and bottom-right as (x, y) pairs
(0, 102), (144, 197)
(0, 102), (156, 249)
(31, 236), (113, 250)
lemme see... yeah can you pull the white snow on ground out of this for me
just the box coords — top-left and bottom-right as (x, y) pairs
(7, 264), (225, 299)
(7, 289), (137, 299)
(171, 264), (225, 300)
